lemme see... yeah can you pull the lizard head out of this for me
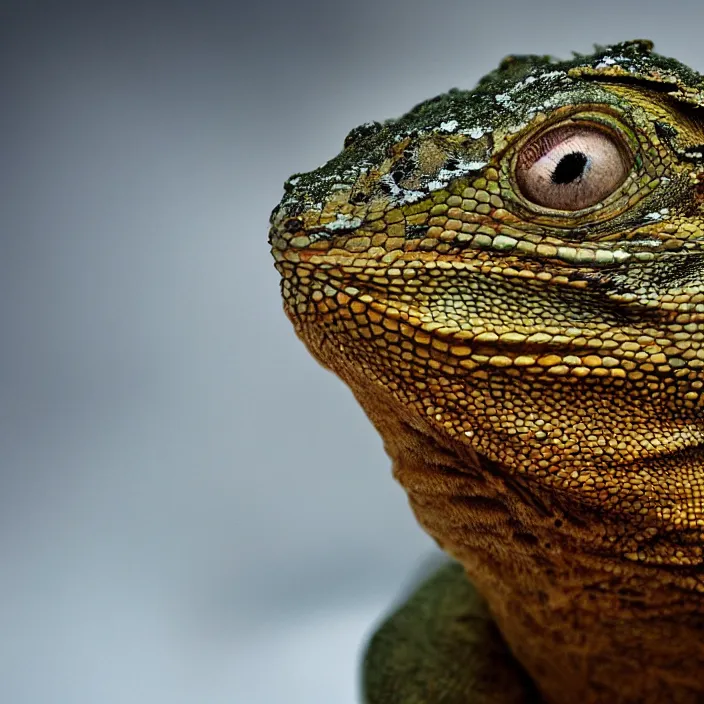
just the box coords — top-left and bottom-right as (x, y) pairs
(270, 40), (704, 570)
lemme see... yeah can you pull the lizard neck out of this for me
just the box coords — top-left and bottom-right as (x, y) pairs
(307, 328), (704, 703)
(397, 452), (704, 703)
(392, 438), (704, 704)
(343, 368), (704, 704)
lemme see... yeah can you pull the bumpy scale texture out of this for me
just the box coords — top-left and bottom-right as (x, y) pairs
(270, 41), (704, 703)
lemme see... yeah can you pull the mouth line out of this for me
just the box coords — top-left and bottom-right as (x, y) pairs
(276, 226), (691, 271)
(287, 291), (645, 367)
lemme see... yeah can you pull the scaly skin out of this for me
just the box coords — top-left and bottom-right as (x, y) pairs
(269, 41), (704, 703)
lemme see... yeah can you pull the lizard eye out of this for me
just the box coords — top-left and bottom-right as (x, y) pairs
(515, 125), (631, 211)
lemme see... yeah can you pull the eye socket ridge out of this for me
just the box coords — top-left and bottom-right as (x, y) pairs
(514, 119), (634, 213)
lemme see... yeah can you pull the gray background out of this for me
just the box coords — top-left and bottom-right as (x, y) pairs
(1, 1), (699, 702)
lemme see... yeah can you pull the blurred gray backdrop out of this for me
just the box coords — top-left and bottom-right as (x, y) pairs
(0, 1), (699, 702)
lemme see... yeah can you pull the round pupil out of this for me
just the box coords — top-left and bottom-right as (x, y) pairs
(516, 124), (633, 211)
(551, 151), (589, 185)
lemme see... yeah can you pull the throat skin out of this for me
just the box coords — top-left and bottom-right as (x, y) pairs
(316, 336), (704, 704)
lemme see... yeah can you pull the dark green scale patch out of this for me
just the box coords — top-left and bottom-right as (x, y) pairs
(475, 52), (555, 89)
(272, 40), (704, 228)
(405, 224), (429, 240)
(343, 121), (384, 149)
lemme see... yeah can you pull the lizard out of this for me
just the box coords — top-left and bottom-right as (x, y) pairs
(268, 40), (704, 703)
